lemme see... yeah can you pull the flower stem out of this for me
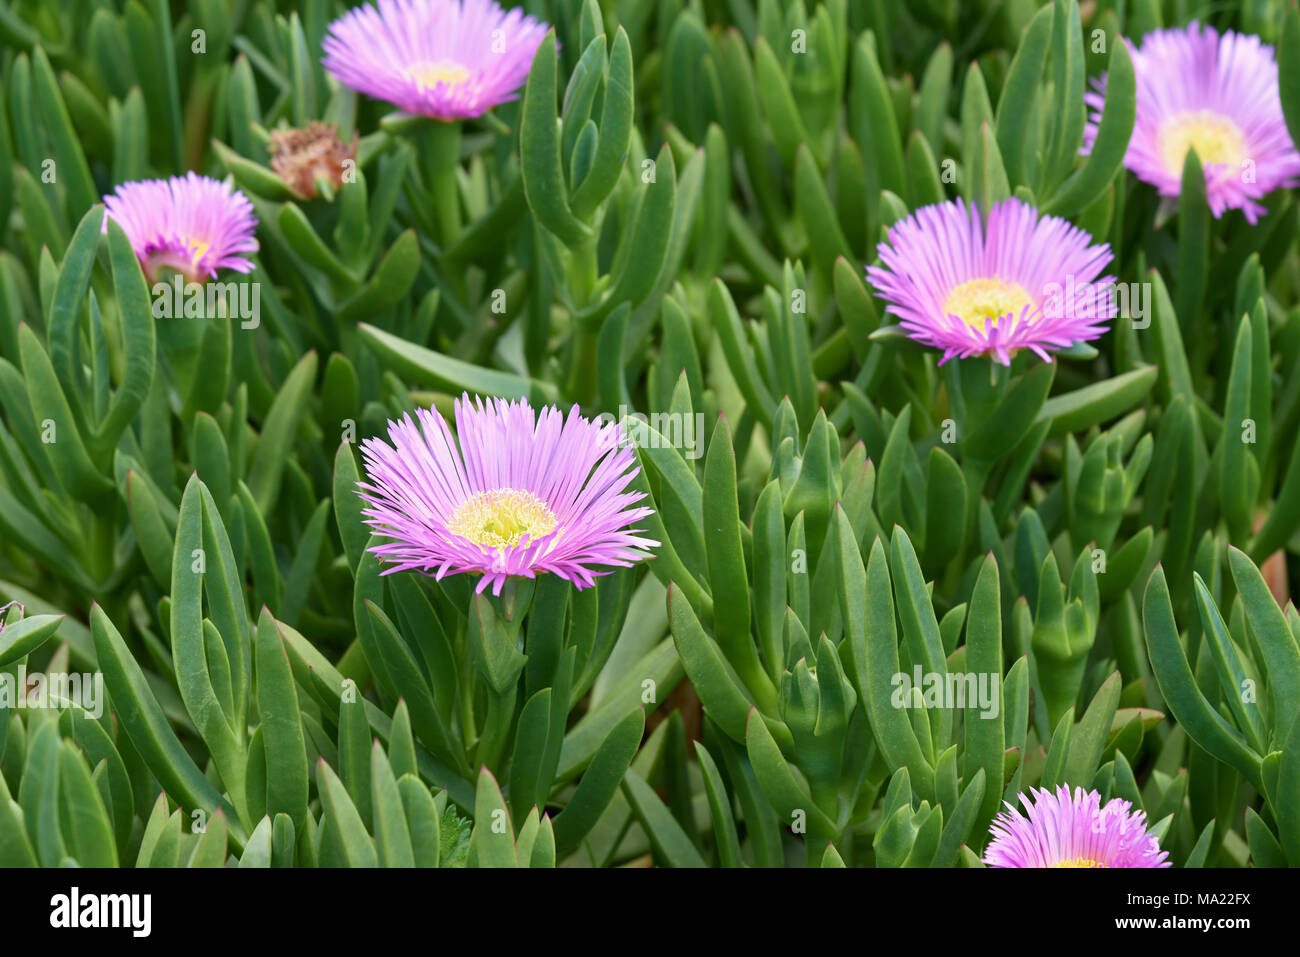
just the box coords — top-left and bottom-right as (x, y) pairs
(570, 234), (599, 306)
(564, 234), (603, 403)
(419, 120), (463, 249)
(566, 323), (601, 405)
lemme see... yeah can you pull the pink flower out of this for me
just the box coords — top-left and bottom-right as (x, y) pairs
(357, 395), (658, 595)
(322, 0), (550, 121)
(984, 785), (1171, 868)
(1084, 23), (1300, 223)
(103, 173), (258, 284)
(866, 198), (1115, 364)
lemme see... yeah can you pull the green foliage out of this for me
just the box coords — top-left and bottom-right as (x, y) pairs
(0, 0), (1297, 870)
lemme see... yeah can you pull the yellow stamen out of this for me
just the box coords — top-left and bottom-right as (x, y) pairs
(187, 239), (211, 268)
(407, 60), (471, 91)
(1052, 856), (1108, 868)
(1158, 110), (1247, 176)
(943, 277), (1034, 332)
(446, 488), (558, 548)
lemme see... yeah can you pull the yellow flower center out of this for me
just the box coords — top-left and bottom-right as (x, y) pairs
(407, 60), (471, 91)
(1158, 110), (1247, 175)
(943, 277), (1035, 332)
(1052, 856), (1108, 868)
(187, 239), (211, 267)
(446, 489), (558, 548)
(144, 239), (213, 285)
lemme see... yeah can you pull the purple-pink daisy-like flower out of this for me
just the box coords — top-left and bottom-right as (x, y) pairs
(1083, 23), (1300, 224)
(103, 173), (258, 284)
(322, 0), (549, 121)
(984, 785), (1171, 868)
(356, 395), (658, 595)
(865, 198), (1116, 365)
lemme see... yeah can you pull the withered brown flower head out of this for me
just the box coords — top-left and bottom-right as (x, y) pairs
(268, 122), (358, 199)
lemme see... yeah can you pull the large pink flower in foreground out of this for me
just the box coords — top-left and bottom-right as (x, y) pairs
(103, 174), (258, 284)
(1084, 23), (1300, 223)
(322, 0), (549, 120)
(357, 396), (657, 595)
(984, 786), (1170, 868)
(866, 198), (1115, 365)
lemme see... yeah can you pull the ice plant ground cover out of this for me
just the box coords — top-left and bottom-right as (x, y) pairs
(0, 0), (1299, 879)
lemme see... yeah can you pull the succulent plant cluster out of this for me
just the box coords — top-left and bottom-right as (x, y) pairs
(1, 0), (1299, 872)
